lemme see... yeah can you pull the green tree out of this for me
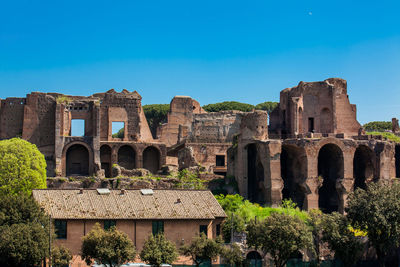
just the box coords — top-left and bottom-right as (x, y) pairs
(0, 138), (47, 195)
(363, 121), (392, 132)
(254, 102), (278, 114)
(180, 233), (223, 267)
(346, 182), (400, 267)
(221, 213), (246, 243)
(52, 245), (72, 267)
(140, 234), (178, 266)
(202, 101), (254, 112)
(246, 212), (313, 267)
(307, 209), (324, 266)
(112, 128), (125, 138)
(221, 243), (244, 266)
(321, 212), (364, 267)
(81, 223), (136, 267)
(143, 104), (170, 138)
(0, 194), (50, 266)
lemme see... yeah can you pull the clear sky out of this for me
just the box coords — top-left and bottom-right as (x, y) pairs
(0, 0), (399, 124)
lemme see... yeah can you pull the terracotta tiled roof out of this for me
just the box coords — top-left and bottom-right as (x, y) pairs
(32, 189), (226, 220)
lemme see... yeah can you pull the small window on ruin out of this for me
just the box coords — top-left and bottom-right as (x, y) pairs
(216, 155), (225, 167)
(70, 119), (85, 136)
(112, 121), (125, 138)
(308, 117), (315, 133)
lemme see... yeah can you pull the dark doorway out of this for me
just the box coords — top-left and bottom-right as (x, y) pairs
(353, 145), (375, 190)
(100, 145), (112, 178)
(247, 144), (257, 203)
(318, 144), (344, 213)
(246, 251), (262, 267)
(143, 146), (160, 174)
(396, 145), (400, 178)
(281, 145), (307, 209)
(66, 144), (89, 176)
(118, 145), (135, 170)
(308, 117), (315, 133)
(216, 155), (225, 167)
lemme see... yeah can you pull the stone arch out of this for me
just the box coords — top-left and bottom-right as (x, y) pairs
(143, 146), (160, 174)
(66, 144), (90, 176)
(396, 145), (400, 178)
(100, 145), (112, 178)
(353, 145), (376, 190)
(118, 145), (136, 170)
(281, 144), (308, 209)
(320, 108), (333, 133)
(318, 143), (344, 213)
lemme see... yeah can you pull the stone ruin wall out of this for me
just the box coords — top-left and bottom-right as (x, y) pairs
(1, 77), (399, 214)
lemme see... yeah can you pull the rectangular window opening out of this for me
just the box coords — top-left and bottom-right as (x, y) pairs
(112, 121), (125, 138)
(54, 220), (67, 239)
(200, 225), (208, 237)
(308, 117), (315, 133)
(216, 224), (221, 236)
(71, 119), (85, 137)
(152, 220), (164, 236)
(216, 155), (225, 167)
(104, 220), (116, 230)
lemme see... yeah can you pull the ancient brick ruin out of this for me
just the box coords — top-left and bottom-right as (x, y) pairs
(1, 78), (399, 213)
(0, 90), (166, 177)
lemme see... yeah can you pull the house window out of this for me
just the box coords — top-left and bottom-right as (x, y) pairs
(152, 221), (164, 236)
(104, 220), (116, 230)
(216, 224), (221, 236)
(216, 155), (225, 167)
(200, 225), (208, 236)
(54, 220), (67, 239)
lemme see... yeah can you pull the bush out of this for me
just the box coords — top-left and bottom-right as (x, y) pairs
(363, 121), (392, 131)
(0, 138), (47, 195)
(202, 101), (254, 112)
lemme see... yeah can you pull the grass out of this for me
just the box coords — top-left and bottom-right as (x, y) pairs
(366, 131), (400, 143)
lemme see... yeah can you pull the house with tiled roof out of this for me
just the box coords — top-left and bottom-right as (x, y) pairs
(33, 188), (226, 267)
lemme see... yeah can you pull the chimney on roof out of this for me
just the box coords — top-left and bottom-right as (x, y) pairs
(121, 189), (126, 195)
(79, 188), (84, 194)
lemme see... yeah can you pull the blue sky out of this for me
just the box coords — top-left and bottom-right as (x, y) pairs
(0, 0), (399, 124)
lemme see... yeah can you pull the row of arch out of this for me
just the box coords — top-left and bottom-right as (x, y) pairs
(66, 144), (161, 177)
(248, 142), (400, 213)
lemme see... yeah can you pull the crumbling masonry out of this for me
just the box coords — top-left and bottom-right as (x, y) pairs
(1, 78), (399, 213)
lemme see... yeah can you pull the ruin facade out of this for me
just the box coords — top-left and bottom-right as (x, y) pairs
(228, 78), (400, 213)
(0, 90), (166, 177)
(1, 78), (400, 213)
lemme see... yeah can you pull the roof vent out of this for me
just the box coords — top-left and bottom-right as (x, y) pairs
(120, 189), (126, 195)
(79, 188), (84, 194)
(97, 188), (111, 195)
(140, 189), (154, 195)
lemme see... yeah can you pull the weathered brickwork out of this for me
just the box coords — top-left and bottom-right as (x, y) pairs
(0, 90), (166, 177)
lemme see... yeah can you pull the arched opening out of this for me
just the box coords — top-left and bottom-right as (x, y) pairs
(320, 108), (333, 134)
(118, 145), (135, 170)
(100, 145), (112, 178)
(66, 144), (89, 176)
(396, 145), (400, 178)
(143, 146), (160, 174)
(247, 144), (258, 203)
(281, 145), (308, 209)
(246, 251), (262, 267)
(353, 145), (376, 190)
(318, 144), (344, 213)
